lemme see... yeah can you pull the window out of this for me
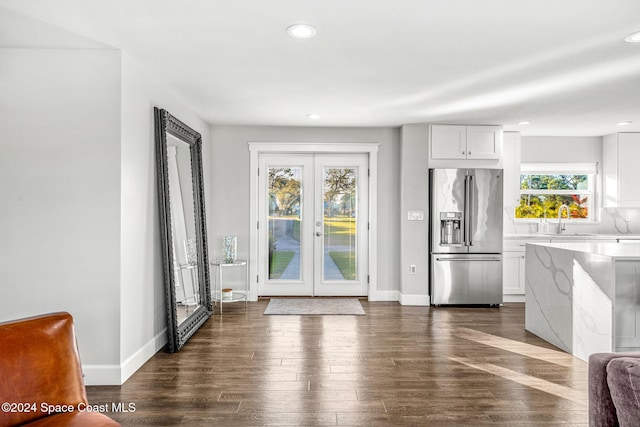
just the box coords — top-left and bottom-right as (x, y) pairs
(516, 163), (596, 221)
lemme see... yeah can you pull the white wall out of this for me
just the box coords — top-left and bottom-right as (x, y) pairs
(0, 48), (122, 373)
(521, 136), (602, 163)
(119, 52), (211, 383)
(0, 45), (212, 385)
(399, 124), (430, 304)
(209, 125), (401, 297)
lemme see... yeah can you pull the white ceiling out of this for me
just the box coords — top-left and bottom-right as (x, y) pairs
(1, 0), (639, 136)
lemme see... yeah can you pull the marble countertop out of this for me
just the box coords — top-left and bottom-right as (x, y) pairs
(505, 233), (640, 240)
(528, 241), (640, 259)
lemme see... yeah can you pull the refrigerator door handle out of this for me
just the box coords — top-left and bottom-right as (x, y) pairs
(463, 174), (469, 246)
(468, 174), (474, 246)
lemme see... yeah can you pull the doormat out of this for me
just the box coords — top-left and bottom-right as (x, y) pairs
(263, 298), (366, 315)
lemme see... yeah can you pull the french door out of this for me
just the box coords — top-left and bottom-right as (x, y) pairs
(257, 154), (369, 296)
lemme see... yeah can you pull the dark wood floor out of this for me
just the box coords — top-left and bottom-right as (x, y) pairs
(87, 301), (589, 426)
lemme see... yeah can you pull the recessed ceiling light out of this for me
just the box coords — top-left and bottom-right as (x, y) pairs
(306, 113), (322, 120)
(287, 24), (317, 39)
(517, 121), (531, 125)
(617, 121), (633, 126)
(624, 31), (640, 43)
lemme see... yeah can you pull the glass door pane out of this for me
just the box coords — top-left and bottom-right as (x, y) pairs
(322, 167), (358, 281)
(268, 167), (302, 280)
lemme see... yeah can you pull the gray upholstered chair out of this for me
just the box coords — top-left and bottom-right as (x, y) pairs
(589, 352), (640, 426)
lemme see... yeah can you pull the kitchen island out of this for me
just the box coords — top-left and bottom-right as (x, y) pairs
(525, 242), (640, 361)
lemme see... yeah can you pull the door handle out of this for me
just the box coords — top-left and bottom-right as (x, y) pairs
(315, 232), (323, 237)
(468, 174), (474, 246)
(463, 175), (469, 246)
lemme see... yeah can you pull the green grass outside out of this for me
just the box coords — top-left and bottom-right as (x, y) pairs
(269, 251), (295, 279)
(324, 216), (356, 246)
(329, 251), (356, 280)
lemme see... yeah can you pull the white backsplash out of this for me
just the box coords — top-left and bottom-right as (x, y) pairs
(504, 207), (640, 235)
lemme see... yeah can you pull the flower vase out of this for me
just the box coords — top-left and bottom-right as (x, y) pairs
(222, 236), (237, 263)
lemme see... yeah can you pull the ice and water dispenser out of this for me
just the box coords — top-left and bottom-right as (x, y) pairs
(440, 212), (462, 245)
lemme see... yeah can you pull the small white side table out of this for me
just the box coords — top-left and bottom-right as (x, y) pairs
(178, 263), (200, 313)
(210, 259), (248, 314)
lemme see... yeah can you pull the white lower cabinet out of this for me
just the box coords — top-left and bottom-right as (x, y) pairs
(503, 239), (533, 296)
(615, 261), (640, 350)
(503, 251), (525, 295)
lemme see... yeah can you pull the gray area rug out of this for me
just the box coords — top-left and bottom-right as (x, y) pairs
(264, 298), (366, 315)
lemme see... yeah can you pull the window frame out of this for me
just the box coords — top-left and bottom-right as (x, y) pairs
(516, 162), (597, 223)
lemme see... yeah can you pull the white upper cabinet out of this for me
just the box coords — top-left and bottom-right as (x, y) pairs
(466, 126), (501, 159)
(430, 124), (502, 161)
(430, 125), (466, 159)
(603, 133), (640, 207)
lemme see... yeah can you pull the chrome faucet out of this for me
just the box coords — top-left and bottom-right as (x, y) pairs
(557, 204), (569, 234)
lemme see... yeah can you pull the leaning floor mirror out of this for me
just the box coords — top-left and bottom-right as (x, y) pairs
(154, 107), (212, 352)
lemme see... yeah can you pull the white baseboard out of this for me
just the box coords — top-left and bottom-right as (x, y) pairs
(120, 328), (168, 383)
(368, 290), (398, 301)
(368, 291), (430, 305)
(83, 328), (167, 386)
(503, 295), (525, 303)
(82, 364), (122, 386)
(399, 293), (430, 306)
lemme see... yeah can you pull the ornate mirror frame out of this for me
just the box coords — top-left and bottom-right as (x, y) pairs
(154, 107), (211, 352)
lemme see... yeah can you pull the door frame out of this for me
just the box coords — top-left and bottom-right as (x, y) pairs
(248, 142), (378, 301)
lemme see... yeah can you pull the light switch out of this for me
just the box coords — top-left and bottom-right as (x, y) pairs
(407, 211), (424, 221)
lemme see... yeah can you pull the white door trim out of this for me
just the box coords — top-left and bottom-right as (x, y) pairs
(248, 142), (379, 301)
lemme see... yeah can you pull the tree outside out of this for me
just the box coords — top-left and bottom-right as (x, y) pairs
(266, 166), (359, 281)
(516, 174), (589, 219)
(268, 168), (300, 216)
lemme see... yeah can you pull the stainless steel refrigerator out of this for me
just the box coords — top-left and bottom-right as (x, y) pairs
(429, 168), (503, 305)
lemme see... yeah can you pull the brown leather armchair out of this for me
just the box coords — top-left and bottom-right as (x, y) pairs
(0, 312), (120, 427)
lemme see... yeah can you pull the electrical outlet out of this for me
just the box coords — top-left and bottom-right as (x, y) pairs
(410, 265), (417, 274)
